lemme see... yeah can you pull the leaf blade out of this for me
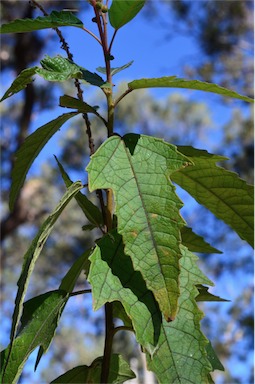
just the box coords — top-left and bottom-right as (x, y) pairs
(109, 0), (145, 29)
(1, 67), (37, 102)
(87, 133), (190, 320)
(128, 76), (254, 103)
(2, 181), (83, 380)
(172, 146), (254, 247)
(0, 11), (83, 34)
(9, 112), (78, 211)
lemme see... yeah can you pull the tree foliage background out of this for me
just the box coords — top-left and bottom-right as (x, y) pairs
(0, 1), (253, 383)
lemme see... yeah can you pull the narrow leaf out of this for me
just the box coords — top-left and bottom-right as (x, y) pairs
(10, 112), (78, 211)
(2, 182), (83, 379)
(146, 246), (214, 383)
(0, 290), (68, 384)
(96, 60), (134, 76)
(87, 133), (191, 321)
(59, 95), (99, 114)
(88, 230), (162, 352)
(59, 249), (92, 294)
(128, 76), (254, 103)
(172, 146), (254, 247)
(181, 226), (222, 254)
(36, 249), (92, 369)
(50, 354), (136, 383)
(0, 11), (83, 34)
(1, 67), (37, 102)
(205, 342), (225, 372)
(196, 285), (230, 302)
(55, 156), (103, 228)
(109, 0), (145, 29)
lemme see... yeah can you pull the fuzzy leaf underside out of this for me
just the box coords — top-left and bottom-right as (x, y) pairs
(128, 77), (254, 103)
(88, 230), (162, 351)
(0, 11), (83, 34)
(9, 112), (78, 211)
(55, 156), (103, 227)
(87, 133), (190, 320)
(181, 227), (222, 254)
(50, 354), (136, 383)
(0, 291), (68, 384)
(88, 231), (214, 383)
(2, 182), (83, 381)
(173, 146), (254, 247)
(146, 246), (214, 384)
(109, 0), (145, 29)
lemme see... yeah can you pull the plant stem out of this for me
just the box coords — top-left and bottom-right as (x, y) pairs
(101, 302), (115, 383)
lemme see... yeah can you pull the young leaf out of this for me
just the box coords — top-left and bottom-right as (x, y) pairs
(181, 226), (222, 254)
(55, 156), (103, 228)
(9, 112), (79, 211)
(196, 285), (229, 302)
(146, 246), (214, 383)
(0, 291), (68, 384)
(3, 182), (83, 379)
(36, 55), (83, 82)
(172, 146), (254, 247)
(87, 133), (191, 321)
(128, 76), (254, 103)
(109, 0), (145, 30)
(59, 95), (99, 114)
(88, 230), (162, 352)
(50, 354), (136, 383)
(0, 11), (83, 34)
(96, 60), (134, 76)
(0, 67), (37, 102)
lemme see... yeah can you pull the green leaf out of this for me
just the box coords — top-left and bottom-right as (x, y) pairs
(196, 285), (229, 302)
(172, 146), (254, 247)
(1, 67), (37, 102)
(50, 354), (136, 383)
(146, 246), (214, 383)
(35, 249), (92, 369)
(87, 133), (191, 321)
(96, 60), (134, 76)
(109, 0), (145, 29)
(128, 76), (254, 103)
(59, 249), (92, 294)
(59, 95), (99, 114)
(112, 302), (133, 329)
(0, 11), (83, 34)
(205, 342), (225, 372)
(0, 290), (68, 384)
(2, 182), (83, 380)
(36, 55), (84, 82)
(181, 226), (222, 254)
(10, 112), (78, 211)
(55, 156), (103, 228)
(88, 230), (162, 352)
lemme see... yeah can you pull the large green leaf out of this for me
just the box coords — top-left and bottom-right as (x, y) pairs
(2, 182), (83, 379)
(181, 226), (222, 254)
(0, 291), (68, 384)
(87, 133), (190, 321)
(0, 11), (83, 34)
(0, 67), (37, 102)
(55, 156), (103, 228)
(109, 0), (145, 29)
(50, 354), (135, 383)
(172, 146), (254, 247)
(128, 76), (254, 103)
(146, 246), (214, 384)
(88, 231), (215, 382)
(10, 112), (78, 211)
(88, 230), (162, 352)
